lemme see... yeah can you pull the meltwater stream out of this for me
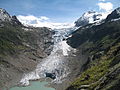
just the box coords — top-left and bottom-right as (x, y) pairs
(11, 27), (77, 90)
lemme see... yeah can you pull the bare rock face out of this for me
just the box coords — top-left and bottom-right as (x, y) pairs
(11, 15), (22, 25)
(0, 8), (11, 21)
(106, 7), (120, 21)
(0, 8), (22, 25)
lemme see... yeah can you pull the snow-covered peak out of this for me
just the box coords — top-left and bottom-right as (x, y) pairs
(75, 11), (107, 27)
(0, 8), (11, 21)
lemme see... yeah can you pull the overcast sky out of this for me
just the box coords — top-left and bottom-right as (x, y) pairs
(0, 0), (120, 23)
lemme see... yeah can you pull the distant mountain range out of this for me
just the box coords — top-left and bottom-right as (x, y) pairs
(1, 7), (120, 29)
(75, 7), (120, 27)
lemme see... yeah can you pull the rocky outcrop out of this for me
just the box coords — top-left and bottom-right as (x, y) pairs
(106, 7), (120, 21)
(0, 9), (53, 89)
(11, 15), (22, 25)
(0, 8), (22, 27)
(0, 8), (11, 21)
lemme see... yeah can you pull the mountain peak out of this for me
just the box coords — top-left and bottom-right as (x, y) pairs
(0, 8), (11, 21)
(0, 8), (22, 25)
(75, 11), (105, 27)
(84, 11), (96, 15)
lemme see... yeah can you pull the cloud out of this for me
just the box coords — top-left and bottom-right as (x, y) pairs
(99, 0), (106, 1)
(97, 2), (113, 12)
(17, 15), (74, 29)
(17, 15), (49, 23)
(40, 16), (49, 20)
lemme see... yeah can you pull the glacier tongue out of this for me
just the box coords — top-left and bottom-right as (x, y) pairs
(60, 40), (71, 56)
(19, 27), (76, 86)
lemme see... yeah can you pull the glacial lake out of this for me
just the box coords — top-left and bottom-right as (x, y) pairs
(10, 81), (55, 90)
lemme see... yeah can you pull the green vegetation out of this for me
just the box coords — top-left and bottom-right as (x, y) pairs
(68, 42), (120, 90)
(0, 22), (26, 56)
(71, 57), (112, 89)
(67, 20), (120, 90)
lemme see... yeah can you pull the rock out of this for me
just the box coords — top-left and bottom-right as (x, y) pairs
(0, 8), (11, 22)
(109, 55), (120, 67)
(106, 7), (120, 21)
(95, 66), (120, 90)
(11, 15), (22, 25)
(0, 8), (22, 26)
(45, 72), (56, 79)
(79, 85), (90, 89)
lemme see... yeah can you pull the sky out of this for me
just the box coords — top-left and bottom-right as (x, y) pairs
(0, 0), (120, 28)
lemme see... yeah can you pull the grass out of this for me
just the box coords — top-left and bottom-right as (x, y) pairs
(71, 57), (113, 89)
(0, 22), (25, 56)
(69, 42), (120, 90)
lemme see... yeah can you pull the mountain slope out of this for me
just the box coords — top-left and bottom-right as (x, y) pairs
(66, 8), (120, 90)
(0, 9), (53, 89)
